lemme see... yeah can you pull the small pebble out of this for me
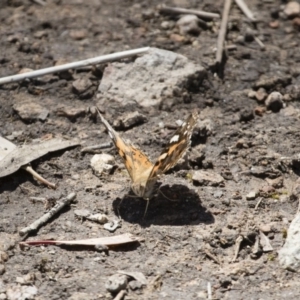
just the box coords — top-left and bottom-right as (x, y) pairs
(105, 274), (128, 293)
(104, 220), (122, 232)
(265, 91), (284, 112)
(129, 280), (144, 291)
(88, 213), (109, 224)
(177, 14), (201, 35)
(72, 78), (94, 99)
(246, 191), (257, 200)
(259, 224), (272, 233)
(69, 29), (88, 40)
(0, 265), (5, 275)
(284, 1), (300, 18)
(269, 20), (280, 29)
(161, 21), (172, 29)
(90, 153), (115, 175)
(170, 33), (185, 42)
(255, 88), (268, 102)
(248, 90), (256, 99)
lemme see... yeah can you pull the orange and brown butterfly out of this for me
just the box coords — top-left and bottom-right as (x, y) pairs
(96, 107), (198, 206)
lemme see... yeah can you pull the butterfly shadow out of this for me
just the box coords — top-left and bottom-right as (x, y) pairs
(112, 184), (214, 227)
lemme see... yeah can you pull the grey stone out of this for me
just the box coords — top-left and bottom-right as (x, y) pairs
(192, 170), (224, 186)
(13, 102), (49, 121)
(98, 47), (206, 107)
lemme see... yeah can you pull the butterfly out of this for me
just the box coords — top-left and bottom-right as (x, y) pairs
(96, 107), (198, 209)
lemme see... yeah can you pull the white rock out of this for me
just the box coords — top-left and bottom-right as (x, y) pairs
(98, 47), (206, 107)
(90, 153), (114, 175)
(176, 14), (201, 35)
(278, 213), (300, 271)
(284, 1), (300, 18)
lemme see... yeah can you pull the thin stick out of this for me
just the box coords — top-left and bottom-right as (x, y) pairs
(0, 47), (150, 85)
(19, 192), (76, 236)
(22, 165), (56, 189)
(159, 6), (220, 20)
(234, 0), (257, 22)
(113, 290), (126, 300)
(216, 0), (232, 64)
(81, 142), (113, 153)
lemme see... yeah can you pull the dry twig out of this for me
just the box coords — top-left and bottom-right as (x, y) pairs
(216, 0), (232, 64)
(159, 5), (220, 19)
(19, 192), (76, 236)
(235, 0), (257, 22)
(204, 248), (221, 264)
(0, 47), (149, 85)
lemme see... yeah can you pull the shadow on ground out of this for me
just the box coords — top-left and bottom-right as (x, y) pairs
(113, 184), (214, 226)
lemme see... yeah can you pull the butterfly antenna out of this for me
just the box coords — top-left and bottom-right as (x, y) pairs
(158, 188), (176, 202)
(143, 199), (150, 218)
(116, 197), (125, 218)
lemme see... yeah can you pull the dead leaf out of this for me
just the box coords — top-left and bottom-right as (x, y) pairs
(0, 137), (80, 178)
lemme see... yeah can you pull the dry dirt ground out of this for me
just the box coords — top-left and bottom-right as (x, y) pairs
(1, 0), (300, 299)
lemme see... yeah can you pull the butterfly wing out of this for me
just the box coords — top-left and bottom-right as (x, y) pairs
(96, 108), (154, 195)
(147, 111), (199, 181)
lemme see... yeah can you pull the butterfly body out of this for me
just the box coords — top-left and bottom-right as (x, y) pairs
(96, 108), (198, 201)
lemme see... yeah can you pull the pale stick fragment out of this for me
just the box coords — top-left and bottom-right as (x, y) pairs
(31, 0), (46, 5)
(232, 235), (243, 262)
(29, 197), (46, 203)
(216, 0), (232, 64)
(254, 36), (265, 50)
(159, 5), (220, 19)
(226, 44), (237, 51)
(19, 192), (76, 236)
(113, 290), (126, 300)
(22, 165), (56, 189)
(254, 197), (263, 210)
(207, 282), (212, 300)
(235, 0), (257, 22)
(0, 47), (149, 85)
